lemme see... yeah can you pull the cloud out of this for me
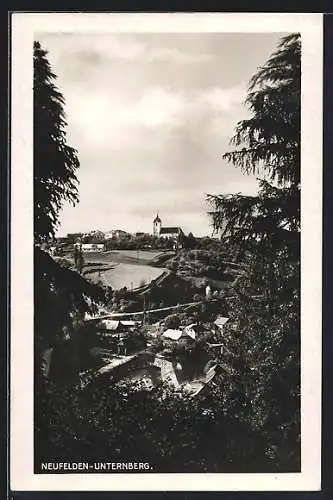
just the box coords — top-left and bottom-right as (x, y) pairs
(35, 32), (282, 237)
(64, 82), (246, 153)
(41, 33), (216, 67)
(200, 86), (246, 112)
(117, 87), (186, 128)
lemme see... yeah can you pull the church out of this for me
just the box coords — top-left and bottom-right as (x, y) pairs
(153, 213), (184, 242)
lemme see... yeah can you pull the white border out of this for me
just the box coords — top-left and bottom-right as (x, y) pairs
(10, 12), (323, 492)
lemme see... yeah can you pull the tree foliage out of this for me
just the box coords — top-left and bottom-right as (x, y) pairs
(36, 373), (282, 472)
(35, 247), (105, 351)
(224, 33), (300, 185)
(33, 42), (105, 357)
(206, 33), (301, 469)
(208, 33), (300, 260)
(34, 35), (301, 473)
(34, 41), (80, 243)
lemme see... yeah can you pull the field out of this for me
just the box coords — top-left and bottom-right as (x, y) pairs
(83, 249), (165, 266)
(88, 263), (165, 289)
(108, 250), (163, 262)
(84, 250), (166, 289)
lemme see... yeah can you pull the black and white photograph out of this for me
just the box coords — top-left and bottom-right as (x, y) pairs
(10, 13), (322, 492)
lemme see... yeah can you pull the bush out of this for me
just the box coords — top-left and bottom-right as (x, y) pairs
(167, 260), (178, 272)
(55, 257), (75, 270)
(164, 313), (181, 329)
(123, 300), (139, 313)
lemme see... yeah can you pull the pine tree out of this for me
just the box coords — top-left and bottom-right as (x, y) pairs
(208, 34), (300, 261)
(207, 34), (301, 470)
(34, 41), (80, 243)
(33, 42), (104, 359)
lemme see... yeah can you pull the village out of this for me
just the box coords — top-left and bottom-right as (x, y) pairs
(30, 29), (303, 475)
(45, 212), (214, 256)
(40, 213), (242, 400)
(80, 304), (234, 398)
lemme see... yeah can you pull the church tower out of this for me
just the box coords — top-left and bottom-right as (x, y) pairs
(153, 213), (162, 237)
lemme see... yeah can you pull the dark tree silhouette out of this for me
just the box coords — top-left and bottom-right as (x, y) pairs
(207, 34), (301, 470)
(33, 42), (104, 361)
(34, 36), (301, 474)
(208, 34), (300, 260)
(34, 41), (80, 243)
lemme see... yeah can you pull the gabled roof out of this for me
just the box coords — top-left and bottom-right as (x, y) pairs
(160, 227), (180, 235)
(153, 357), (172, 369)
(162, 329), (183, 341)
(214, 316), (229, 328)
(99, 319), (140, 330)
(82, 243), (104, 248)
(185, 323), (199, 330)
(183, 325), (197, 340)
(153, 357), (180, 387)
(101, 319), (120, 331)
(98, 355), (136, 374)
(120, 320), (139, 327)
(185, 330), (196, 340)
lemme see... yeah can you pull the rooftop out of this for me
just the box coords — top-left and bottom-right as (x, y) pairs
(160, 227), (181, 235)
(214, 316), (229, 328)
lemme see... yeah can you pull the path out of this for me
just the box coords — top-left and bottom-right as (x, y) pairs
(85, 299), (205, 322)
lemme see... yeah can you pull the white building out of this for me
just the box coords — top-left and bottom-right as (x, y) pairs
(153, 213), (184, 242)
(214, 316), (229, 333)
(81, 243), (105, 253)
(104, 231), (114, 240)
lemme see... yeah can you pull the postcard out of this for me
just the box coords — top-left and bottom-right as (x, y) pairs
(10, 12), (322, 492)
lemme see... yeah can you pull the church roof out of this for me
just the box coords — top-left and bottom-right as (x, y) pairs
(160, 227), (180, 235)
(153, 213), (161, 223)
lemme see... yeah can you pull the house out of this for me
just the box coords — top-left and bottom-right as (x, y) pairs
(162, 328), (197, 342)
(99, 319), (123, 333)
(162, 329), (183, 341)
(104, 231), (114, 240)
(152, 353), (219, 396)
(81, 243), (105, 253)
(153, 356), (180, 388)
(213, 316), (229, 334)
(184, 364), (218, 397)
(97, 319), (140, 334)
(113, 229), (130, 240)
(97, 355), (137, 375)
(83, 230), (105, 242)
(183, 323), (199, 340)
(103, 229), (130, 240)
(95, 319), (144, 356)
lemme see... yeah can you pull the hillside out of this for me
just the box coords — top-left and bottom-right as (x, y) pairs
(156, 248), (246, 286)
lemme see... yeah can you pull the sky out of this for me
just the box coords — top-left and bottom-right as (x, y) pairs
(36, 31), (287, 237)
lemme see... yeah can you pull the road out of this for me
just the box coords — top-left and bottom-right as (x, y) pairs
(85, 299), (205, 322)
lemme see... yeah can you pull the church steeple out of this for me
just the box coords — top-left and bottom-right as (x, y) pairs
(153, 212), (162, 237)
(153, 212), (161, 224)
